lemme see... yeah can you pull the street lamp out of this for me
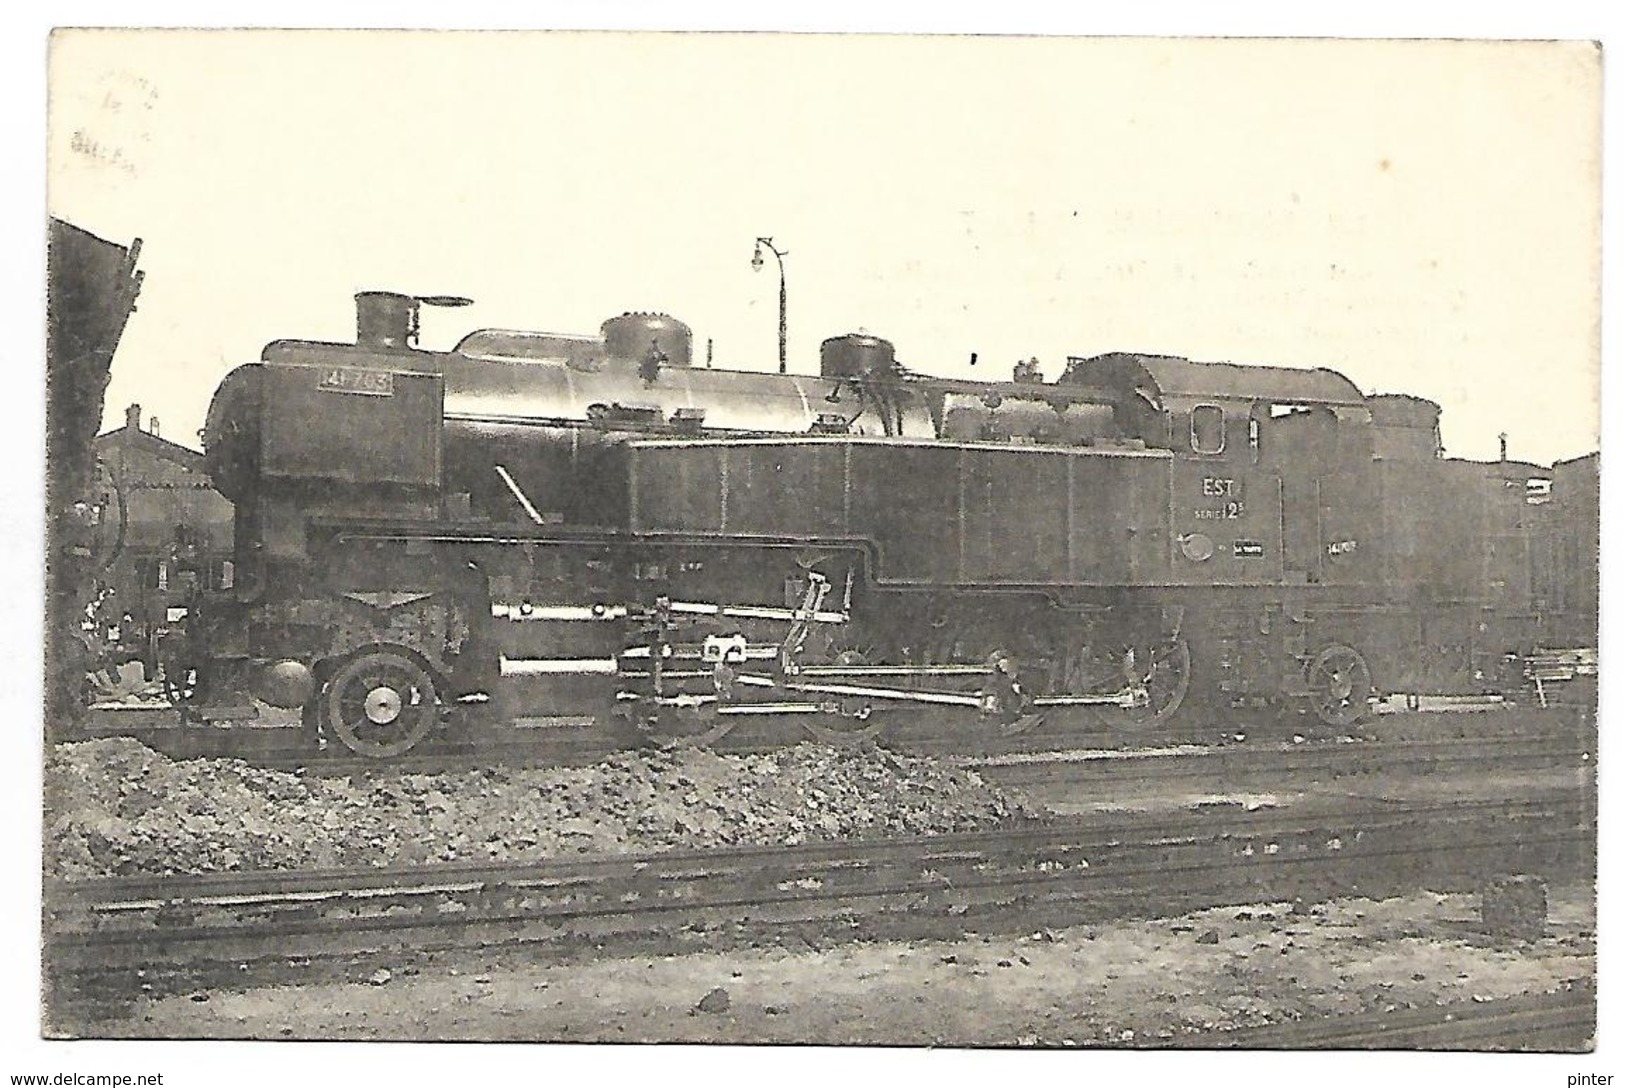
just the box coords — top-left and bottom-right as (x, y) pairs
(751, 237), (788, 374)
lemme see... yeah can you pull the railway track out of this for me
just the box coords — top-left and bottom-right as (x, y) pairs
(47, 792), (1593, 1002)
(1202, 978), (1595, 1050)
(968, 732), (1592, 791)
(66, 706), (1593, 785)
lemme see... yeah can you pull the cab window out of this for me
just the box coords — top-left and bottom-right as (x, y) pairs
(1190, 404), (1226, 455)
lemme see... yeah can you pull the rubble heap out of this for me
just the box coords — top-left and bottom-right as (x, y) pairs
(45, 738), (1035, 879)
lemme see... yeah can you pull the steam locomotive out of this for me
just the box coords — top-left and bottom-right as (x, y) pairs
(169, 291), (1593, 757)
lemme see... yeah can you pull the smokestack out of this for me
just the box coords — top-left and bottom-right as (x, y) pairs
(125, 403), (141, 432)
(355, 291), (420, 350)
(149, 417), (160, 439)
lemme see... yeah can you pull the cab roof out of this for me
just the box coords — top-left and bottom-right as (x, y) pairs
(1068, 352), (1367, 407)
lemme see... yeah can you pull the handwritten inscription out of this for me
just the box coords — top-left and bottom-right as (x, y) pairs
(63, 69), (158, 176)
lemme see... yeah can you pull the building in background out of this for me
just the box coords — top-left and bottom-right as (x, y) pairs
(89, 404), (234, 686)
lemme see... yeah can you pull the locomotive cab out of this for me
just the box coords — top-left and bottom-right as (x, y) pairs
(1064, 351), (1373, 588)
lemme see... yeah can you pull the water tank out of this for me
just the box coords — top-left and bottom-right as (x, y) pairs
(820, 333), (896, 379)
(601, 312), (692, 368)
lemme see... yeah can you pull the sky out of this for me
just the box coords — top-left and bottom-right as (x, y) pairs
(47, 31), (1601, 465)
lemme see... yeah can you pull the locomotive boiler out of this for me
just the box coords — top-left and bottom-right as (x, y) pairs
(175, 290), (1579, 757)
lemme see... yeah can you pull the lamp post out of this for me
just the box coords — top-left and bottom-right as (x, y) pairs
(751, 237), (788, 374)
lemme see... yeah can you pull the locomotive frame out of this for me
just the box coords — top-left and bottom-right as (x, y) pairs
(158, 291), (1594, 758)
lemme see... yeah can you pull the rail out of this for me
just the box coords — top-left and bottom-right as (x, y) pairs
(46, 793), (1594, 980)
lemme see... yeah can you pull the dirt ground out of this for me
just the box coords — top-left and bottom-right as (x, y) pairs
(96, 883), (1594, 1047)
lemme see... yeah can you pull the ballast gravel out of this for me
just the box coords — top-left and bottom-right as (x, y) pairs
(45, 737), (1036, 879)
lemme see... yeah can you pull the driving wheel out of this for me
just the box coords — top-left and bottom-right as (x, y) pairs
(324, 649), (441, 757)
(803, 649), (889, 745)
(637, 702), (738, 749)
(1121, 634), (1193, 725)
(1306, 643), (1373, 727)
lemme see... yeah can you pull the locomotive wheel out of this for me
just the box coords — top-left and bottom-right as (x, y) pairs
(1306, 644), (1373, 727)
(1121, 635), (1192, 724)
(978, 648), (1038, 730)
(803, 649), (888, 745)
(638, 703), (736, 749)
(803, 711), (887, 745)
(324, 650), (441, 758)
(159, 661), (199, 708)
(154, 622), (201, 712)
(996, 711), (1048, 737)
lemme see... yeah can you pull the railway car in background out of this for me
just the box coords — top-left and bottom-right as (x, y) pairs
(1545, 453), (1601, 649)
(154, 290), (1595, 757)
(1523, 452), (1600, 702)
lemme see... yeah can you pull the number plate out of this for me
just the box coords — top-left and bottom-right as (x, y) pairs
(318, 368), (395, 396)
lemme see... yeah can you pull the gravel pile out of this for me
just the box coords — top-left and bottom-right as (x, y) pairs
(45, 738), (1035, 879)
